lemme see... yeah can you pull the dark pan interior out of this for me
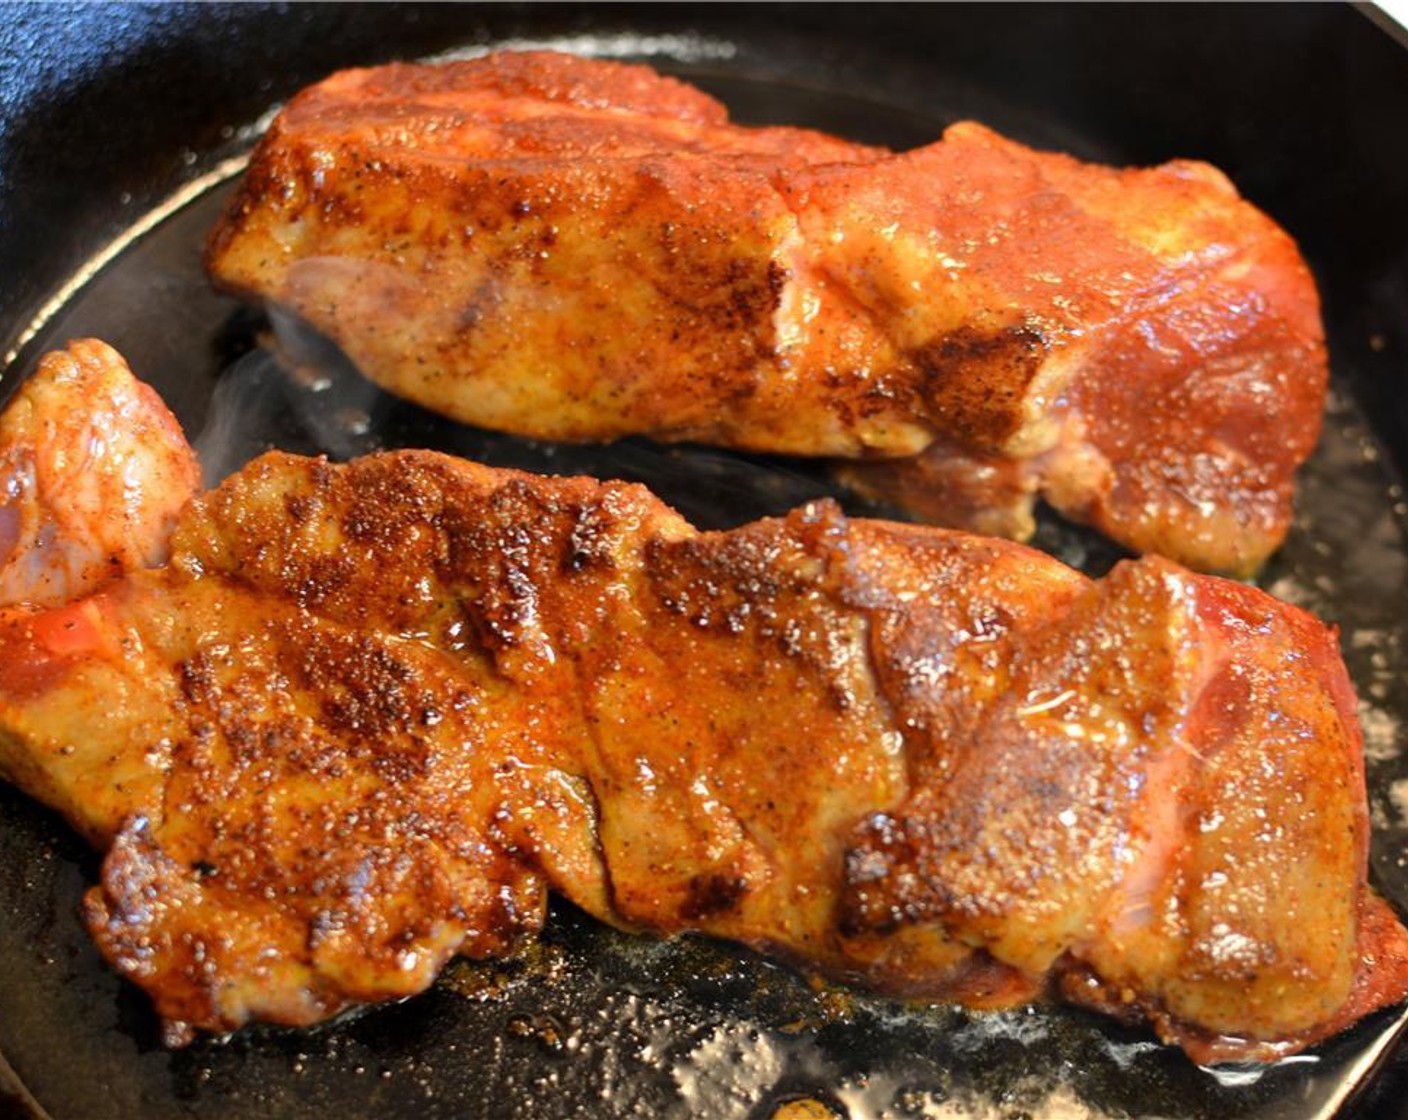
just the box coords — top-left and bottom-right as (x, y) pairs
(3, 5), (1408, 1119)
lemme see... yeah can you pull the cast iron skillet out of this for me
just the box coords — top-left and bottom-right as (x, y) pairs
(3, 4), (1408, 1118)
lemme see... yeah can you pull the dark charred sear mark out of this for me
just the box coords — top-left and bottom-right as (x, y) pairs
(681, 872), (751, 920)
(909, 324), (1048, 449)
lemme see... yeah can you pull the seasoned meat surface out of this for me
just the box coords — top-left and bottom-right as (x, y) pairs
(207, 49), (1327, 574)
(1, 393), (1402, 1059)
(0, 340), (200, 609)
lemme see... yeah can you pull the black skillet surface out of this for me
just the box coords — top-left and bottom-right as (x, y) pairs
(4, 5), (1408, 1118)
